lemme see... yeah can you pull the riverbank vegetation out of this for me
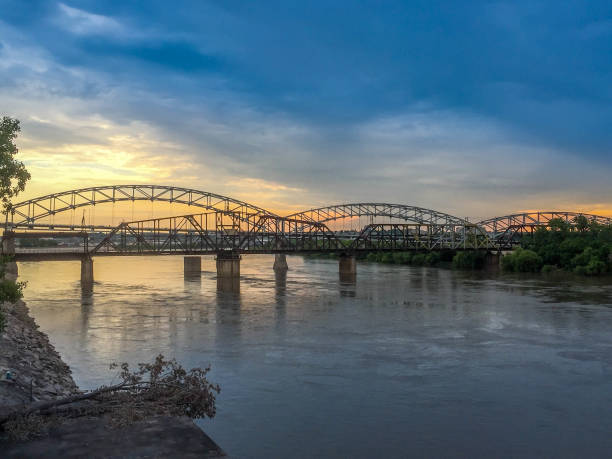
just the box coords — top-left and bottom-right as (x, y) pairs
(363, 251), (447, 267)
(317, 216), (612, 277)
(0, 116), (30, 332)
(0, 276), (24, 332)
(502, 217), (612, 275)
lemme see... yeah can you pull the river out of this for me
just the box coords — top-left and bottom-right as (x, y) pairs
(18, 255), (612, 458)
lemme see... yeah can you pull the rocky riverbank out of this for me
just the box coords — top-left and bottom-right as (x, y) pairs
(0, 299), (78, 409)
(0, 298), (226, 457)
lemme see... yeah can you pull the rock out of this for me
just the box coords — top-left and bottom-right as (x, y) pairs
(0, 300), (79, 408)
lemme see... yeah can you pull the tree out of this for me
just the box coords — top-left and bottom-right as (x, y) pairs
(573, 215), (590, 232)
(0, 116), (30, 212)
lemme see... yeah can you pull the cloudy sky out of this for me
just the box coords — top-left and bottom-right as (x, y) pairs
(1, 1), (611, 219)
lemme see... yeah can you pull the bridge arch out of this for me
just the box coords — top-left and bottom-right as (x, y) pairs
(478, 212), (612, 235)
(287, 203), (469, 227)
(5, 185), (275, 228)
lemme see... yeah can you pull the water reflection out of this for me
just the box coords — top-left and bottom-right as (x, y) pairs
(274, 269), (287, 329)
(183, 273), (202, 292)
(216, 276), (240, 293)
(339, 271), (356, 297)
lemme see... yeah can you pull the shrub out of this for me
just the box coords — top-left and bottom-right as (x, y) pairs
(584, 259), (606, 276)
(502, 248), (543, 273)
(378, 253), (392, 263)
(0, 279), (23, 333)
(541, 264), (557, 273)
(515, 249), (543, 272)
(398, 252), (414, 264)
(411, 253), (426, 266)
(501, 253), (516, 272)
(424, 252), (441, 266)
(452, 251), (487, 270)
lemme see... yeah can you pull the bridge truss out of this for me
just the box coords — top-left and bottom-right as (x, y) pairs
(5, 185), (274, 229)
(351, 223), (491, 251)
(91, 211), (343, 255)
(4, 184), (612, 257)
(83, 211), (490, 256)
(479, 212), (612, 248)
(287, 203), (469, 227)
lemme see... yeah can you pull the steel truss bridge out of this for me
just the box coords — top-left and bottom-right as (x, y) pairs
(2, 185), (611, 260)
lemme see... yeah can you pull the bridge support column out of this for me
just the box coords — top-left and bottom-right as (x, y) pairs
(216, 251), (241, 279)
(81, 256), (94, 285)
(184, 256), (202, 276)
(339, 254), (356, 283)
(273, 254), (288, 271)
(484, 252), (501, 271)
(2, 231), (17, 279)
(339, 254), (356, 275)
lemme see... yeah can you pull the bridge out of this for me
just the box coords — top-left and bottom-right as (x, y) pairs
(2, 185), (610, 286)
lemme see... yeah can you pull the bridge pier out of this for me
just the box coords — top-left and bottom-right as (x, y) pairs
(339, 254), (356, 275)
(339, 254), (356, 283)
(2, 231), (17, 279)
(184, 256), (202, 276)
(81, 256), (94, 285)
(485, 252), (501, 271)
(216, 251), (241, 279)
(273, 254), (288, 271)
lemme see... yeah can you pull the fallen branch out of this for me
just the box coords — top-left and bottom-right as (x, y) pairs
(0, 354), (220, 440)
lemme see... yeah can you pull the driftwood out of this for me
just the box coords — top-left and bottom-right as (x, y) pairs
(0, 355), (220, 439)
(0, 382), (127, 424)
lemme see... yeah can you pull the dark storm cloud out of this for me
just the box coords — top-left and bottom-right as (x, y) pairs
(0, 0), (611, 215)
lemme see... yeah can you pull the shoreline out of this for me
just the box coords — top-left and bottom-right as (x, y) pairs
(0, 298), (226, 457)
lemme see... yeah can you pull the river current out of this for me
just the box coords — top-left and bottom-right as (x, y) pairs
(18, 255), (612, 458)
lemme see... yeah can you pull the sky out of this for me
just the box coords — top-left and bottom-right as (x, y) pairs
(1, 0), (611, 220)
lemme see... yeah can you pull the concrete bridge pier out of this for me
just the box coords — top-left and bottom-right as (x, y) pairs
(2, 232), (17, 278)
(81, 256), (94, 286)
(485, 252), (501, 271)
(184, 256), (202, 276)
(339, 254), (356, 274)
(339, 254), (357, 283)
(216, 251), (241, 279)
(273, 254), (288, 271)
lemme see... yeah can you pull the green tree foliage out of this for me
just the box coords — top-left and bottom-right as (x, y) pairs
(0, 280), (24, 332)
(512, 216), (612, 275)
(0, 116), (30, 332)
(0, 116), (30, 212)
(363, 251), (441, 267)
(502, 248), (543, 273)
(452, 251), (487, 270)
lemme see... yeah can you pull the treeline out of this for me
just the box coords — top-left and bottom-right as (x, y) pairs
(18, 238), (59, 248)
(355, 217), (612, 277)
(364, 251), (443, 266)
(362, 250), (489, 270)
(502, 217), (612, 276)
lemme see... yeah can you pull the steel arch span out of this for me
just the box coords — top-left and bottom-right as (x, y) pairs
(4, 185), (275, 228)
(479, 212), (612, 233)
(287, 203), (469, 227)
(479, 211), (612, 247)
